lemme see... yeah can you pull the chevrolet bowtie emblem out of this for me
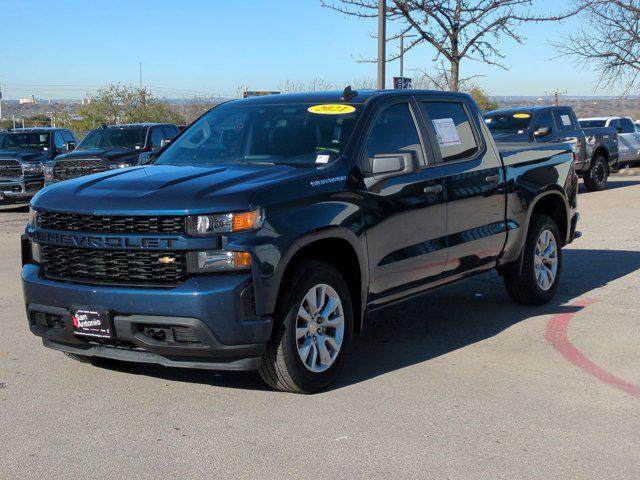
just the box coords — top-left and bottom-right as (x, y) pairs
(158, 256), (176, 264)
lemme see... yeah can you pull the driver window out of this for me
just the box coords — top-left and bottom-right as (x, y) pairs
(53, 132), (65, 149)
(364, 103), (425, 169)
(150, 128), (164, 147)
(533, 111), (555, 133)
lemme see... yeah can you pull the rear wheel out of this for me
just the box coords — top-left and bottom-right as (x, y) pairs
(583, 155), (609, 191)
(504, 214), (562, 305)
(259, 261), (353, 393)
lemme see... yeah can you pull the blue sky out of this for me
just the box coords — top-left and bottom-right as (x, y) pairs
(0, 0), (614, 99)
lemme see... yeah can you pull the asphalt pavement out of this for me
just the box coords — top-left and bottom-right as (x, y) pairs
(1, 174), (639, 479)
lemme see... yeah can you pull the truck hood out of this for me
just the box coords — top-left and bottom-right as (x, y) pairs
(0, 149), (48, 163)
(55, 147), (142, 165)
(32, 163), (317, 214)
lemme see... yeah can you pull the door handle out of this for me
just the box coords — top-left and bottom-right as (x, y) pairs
(485, 174), (500, 184)
(423, 184), (443, 195)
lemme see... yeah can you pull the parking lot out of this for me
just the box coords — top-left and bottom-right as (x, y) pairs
(0, 173), (638, 479)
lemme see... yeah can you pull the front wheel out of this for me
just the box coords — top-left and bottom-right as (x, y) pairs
(504, 214), (562, 305)
(583, 155), (609, 191)
(259, 261), (353, 393)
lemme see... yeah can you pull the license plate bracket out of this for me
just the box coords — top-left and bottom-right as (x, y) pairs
(72, 309), (112, 339)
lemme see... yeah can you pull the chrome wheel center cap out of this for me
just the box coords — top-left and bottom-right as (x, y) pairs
(309, 322), (318, 334)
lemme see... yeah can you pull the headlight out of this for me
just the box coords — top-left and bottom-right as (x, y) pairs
(187, 250), (252, 272)
(187, 208), (264, 236)
(108, 163), (131, 170)
(22, 162), (43, 174)
(28, 207), (38, 228)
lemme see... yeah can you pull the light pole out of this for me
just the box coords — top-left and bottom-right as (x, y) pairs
(399, 34), (416, 84)
(377, 0), (386, 90)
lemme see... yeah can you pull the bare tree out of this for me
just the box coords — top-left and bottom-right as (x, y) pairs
(553, 1), (640, 93)
(321, 0), (578, 91)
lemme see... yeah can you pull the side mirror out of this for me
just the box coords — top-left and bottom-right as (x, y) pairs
(615, 126), (623, 133)
(160, 138), (172, 148)
(533, 126), (551, 138)
(66, 141), (76, 152)
(363, 152), (416, 178)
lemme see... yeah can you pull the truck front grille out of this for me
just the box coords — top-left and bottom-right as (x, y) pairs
(41, 245), (188, 286)
(53, 159), (106, 180)
(0, 160), (22, 179)
(38, 211), (186, 234)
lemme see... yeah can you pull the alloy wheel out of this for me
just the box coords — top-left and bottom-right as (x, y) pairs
(295, 283), (345, 373)
(534, 229), (558, 291)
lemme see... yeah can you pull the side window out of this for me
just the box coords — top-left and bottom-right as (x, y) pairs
(53, 132), (65, 148)
(554, 109), (575, 131)
(422, 101), (479, 161)
(162, 126), (179, 139)
(61, 130), (75, 143)
(149, 127), (164, 147)
(364, 103), (425, 166)
(533, 111), (555, 133)
(620, 118), (635, 134)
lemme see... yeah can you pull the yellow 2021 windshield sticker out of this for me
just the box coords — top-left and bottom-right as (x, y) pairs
(308, 104), (356, 115)
(513, 113), (531, 119)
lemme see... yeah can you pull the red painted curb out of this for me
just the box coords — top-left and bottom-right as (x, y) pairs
(545, 298), (640, 398)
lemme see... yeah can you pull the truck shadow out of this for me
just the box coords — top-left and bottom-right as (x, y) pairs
(334, 248), (640, 390)
(579, 179), (640, 194)
(98, 248), (640, 393)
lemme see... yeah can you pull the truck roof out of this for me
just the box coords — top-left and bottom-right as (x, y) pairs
(6, 127), (69, 132)
(226, 89), (472, 106)
(101, 123), (165, 129)
(484, 105), (572, 116)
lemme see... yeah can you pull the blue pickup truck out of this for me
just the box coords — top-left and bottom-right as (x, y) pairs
(22, 89), (579, 393)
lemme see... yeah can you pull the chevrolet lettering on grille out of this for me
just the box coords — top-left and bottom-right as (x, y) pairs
(34, 231), (177, 249)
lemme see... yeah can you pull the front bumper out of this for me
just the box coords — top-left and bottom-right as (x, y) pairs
(0, 178), (43, 202)
(22, 263), (273, 371)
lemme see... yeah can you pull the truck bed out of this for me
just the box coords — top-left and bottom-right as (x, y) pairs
(496, 142), (573, 167)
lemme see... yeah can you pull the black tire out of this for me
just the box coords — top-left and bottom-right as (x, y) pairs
(64, 352), (93, 363)
(504, 214), (562, 305)
(258, 261), (353, 393)
(583, 155), (609, 191)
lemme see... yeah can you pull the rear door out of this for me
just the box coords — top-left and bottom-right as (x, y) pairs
(420, 97), (507, 278)
(553, 108), (586, 163)
(363, 98), (448, 304)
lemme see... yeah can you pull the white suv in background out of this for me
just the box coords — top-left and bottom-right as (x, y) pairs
(579, 116), (640, 165)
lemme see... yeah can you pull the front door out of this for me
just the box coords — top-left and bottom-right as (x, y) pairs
(362, 100), (448, 304)
(616, 117), (640, 162)
(420, 98), (507, 277)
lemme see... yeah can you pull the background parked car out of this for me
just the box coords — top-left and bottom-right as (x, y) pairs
(579, 116), (640, 168)
(484, 106), (619, 191)
(0, 127), (77, 204)
(45, 123), (180, 185)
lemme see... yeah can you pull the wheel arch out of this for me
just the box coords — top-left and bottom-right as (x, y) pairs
(274, 229), (368, 334)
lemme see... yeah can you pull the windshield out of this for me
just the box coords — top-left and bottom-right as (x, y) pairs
(0, 132), (50, 150)
(154, 102), (360, 167)
(484, 112), (532, 135)
(78, 128), (146, 150)
(579, 120), (606, 128)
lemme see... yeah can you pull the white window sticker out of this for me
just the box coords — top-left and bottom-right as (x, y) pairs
(315, 154), (331, 164)
(560, 115), (572, 127)
(432, 118), (461, 146)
